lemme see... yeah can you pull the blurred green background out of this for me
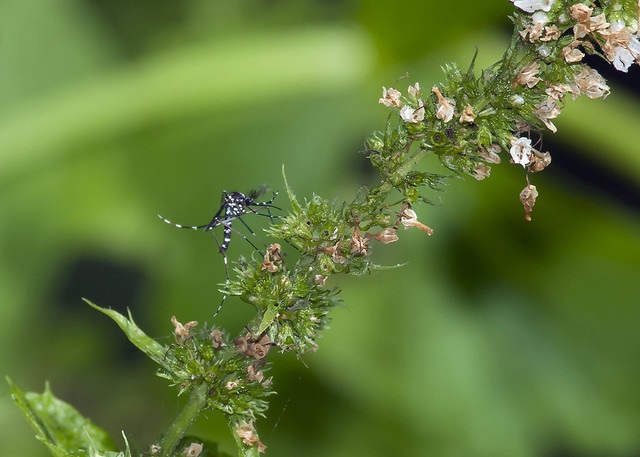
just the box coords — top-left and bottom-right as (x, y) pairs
(1, 1), (639, 456)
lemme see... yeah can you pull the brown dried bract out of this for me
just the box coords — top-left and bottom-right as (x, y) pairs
(529, 150), (552, 172)
(316, 241), (346, 264)
(261, 243), (283, 272)
(520, 184), (539, 222)
(350, 225), (369, 256)
(210, 328), (226, 349)
(459, 104), (476, 123)
(236, 422), (267, 453)
(171, 316), (198, 345)
(366, 227), (399, 244)
(234, 331), (273, 360)
(478, 145), (501, 164)
(472, 163), (491, 180)
(247, 359), (266, 383)
(514, 61), (541, 88)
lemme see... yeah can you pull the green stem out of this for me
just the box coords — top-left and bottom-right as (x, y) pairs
(229, 418), (261, 457)
(375, 147), (431, 197)
(157, 382), (209, 457)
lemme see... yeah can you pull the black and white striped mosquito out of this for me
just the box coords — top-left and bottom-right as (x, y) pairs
(158, 188), (280, 317)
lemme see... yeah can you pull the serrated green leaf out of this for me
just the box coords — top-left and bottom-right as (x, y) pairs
(84, 298), (167, 365)
(281, 164), (301, 213)
(257, 305), (279, 335)
(7, 378), (117, 457)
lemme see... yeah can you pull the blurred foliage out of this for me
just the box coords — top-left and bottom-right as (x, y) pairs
(0, 1), (638, 457)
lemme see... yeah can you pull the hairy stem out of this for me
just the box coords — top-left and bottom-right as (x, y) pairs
(158, 382), (209, 457)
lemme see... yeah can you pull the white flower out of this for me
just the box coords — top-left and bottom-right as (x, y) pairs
(611, 46), (635, 71)
(600, 19), (640, 72)
(509, 137), (534, 167)
(407, 82), (421, 97)
(399, 207), (433, 236)
(379, 87), (402, 108)
(399, 104), (425, 123)
(431, 86), (455, 123)
(531, 11), (549, 24)
(510, 0), (555, 13)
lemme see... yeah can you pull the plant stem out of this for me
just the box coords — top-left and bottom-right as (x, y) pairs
(375, 147), (430, 197)
(229, 419), (260, 457)
(158, 382), (209, 457)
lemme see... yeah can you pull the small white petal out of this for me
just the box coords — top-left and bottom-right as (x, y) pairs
(531, 11), (549, 24)
(509, 137), (533, 167)
(511, 0), (555, 13)
(612, 46), (634, 72)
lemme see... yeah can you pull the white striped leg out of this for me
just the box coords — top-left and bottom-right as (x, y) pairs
(157, 214), (208, 230)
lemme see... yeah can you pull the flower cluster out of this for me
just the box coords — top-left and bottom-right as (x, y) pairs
(513, 0), (640, 72)
(374, 1), (637, 221)
(375, 72), (552, 220)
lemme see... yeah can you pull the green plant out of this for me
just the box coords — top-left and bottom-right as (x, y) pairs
(9, 1), (639, 456)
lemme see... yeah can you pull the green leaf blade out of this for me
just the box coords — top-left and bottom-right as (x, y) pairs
(84, 298), (167, 365)
(7, 378), (117, 456)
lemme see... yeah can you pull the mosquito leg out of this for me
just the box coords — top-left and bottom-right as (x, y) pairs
(212, 224), (232, 319)
(237, 216), (257, 236)
(243, 209), (283, 219)
(233, 217), (265, 254)
(157, 214), (208, 230)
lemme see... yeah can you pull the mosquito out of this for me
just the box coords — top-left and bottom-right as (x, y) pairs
(158, 188), (280, 317)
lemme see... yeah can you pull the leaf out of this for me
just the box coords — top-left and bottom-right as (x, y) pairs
(7, 378), (117, 457)
(83, 298), (167, 365)
(281, 164), (302, 214)
(257, 305), (279, 335)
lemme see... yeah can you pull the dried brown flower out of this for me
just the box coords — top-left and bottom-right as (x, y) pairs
(350, 225), (369, 256)
(520, 184), (539, 222)
(236, 422), (267, 453)
(478, 145), (502, 164)
(210, 328), (225, 349)
(529, 150), (552, 172)
(398, 204), (434, 236)
(316, 241), (346, 264)
(459, 104), (476, 123)
(261, 243), (283, 272)
(472, 163), (492, 180)
(366, 227), (399, 244)
(247, 359), (266, 383)
(515, 61), (541, 88)
(171, 316), (198, 345)
(235, 332), (273, 360)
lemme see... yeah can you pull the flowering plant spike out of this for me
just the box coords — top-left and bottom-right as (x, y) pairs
(9, 1), (638, 456)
